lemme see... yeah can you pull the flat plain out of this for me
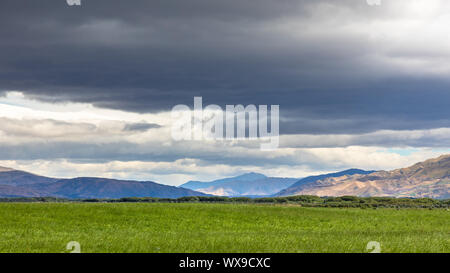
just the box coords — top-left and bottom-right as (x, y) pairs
(0, 203), (448, 253)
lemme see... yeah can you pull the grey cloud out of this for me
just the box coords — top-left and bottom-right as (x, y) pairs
(0, 129), (448, 166)
(123, 122), (161, 132)
(0, 0), (449, 136)
(0, 117), (162, 138)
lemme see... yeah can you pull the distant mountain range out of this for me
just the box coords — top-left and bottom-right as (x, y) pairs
(0, 154), (448, 199)
(0, 169), (207, 199)
(276, 169), (375, 197)
(276, 154), (450, 199)
(180, 172), (298, 196)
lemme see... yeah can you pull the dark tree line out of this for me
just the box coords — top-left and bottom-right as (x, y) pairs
(0, 195), (449, 208)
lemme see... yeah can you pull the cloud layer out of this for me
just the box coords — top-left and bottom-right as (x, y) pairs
(1, 0), (450, 134)
(0, 1), (449, 184)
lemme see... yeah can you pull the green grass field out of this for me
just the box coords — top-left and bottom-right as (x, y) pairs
(0, 203), (448, 253)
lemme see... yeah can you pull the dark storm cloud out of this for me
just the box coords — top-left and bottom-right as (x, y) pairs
(123, 122), (161, 132)
(0, 0), (449, 134)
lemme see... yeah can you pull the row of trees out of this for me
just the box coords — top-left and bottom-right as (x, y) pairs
(1, 195), (449, 208)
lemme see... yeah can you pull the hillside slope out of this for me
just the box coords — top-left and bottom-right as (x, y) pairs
(276, 169), (374, 196)
(30, 177), (207, 199)
(0, 168), (207, 199)
(278, 155), (450, 199)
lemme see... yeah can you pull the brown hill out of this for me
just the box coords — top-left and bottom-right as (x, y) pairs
(279, 154), (450, 199)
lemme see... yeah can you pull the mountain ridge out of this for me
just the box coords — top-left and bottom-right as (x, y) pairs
(276, 169), (374, 197)
(0, 154), (448, 199)
(0, 169), (208, 199)
(277, 154), (450, 199)
(181, 172), (298, 196)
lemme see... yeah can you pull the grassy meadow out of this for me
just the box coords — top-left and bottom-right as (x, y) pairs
(0, 203), (448, 253)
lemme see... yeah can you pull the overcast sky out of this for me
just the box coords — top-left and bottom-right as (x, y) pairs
(0, 0), (449, 185)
